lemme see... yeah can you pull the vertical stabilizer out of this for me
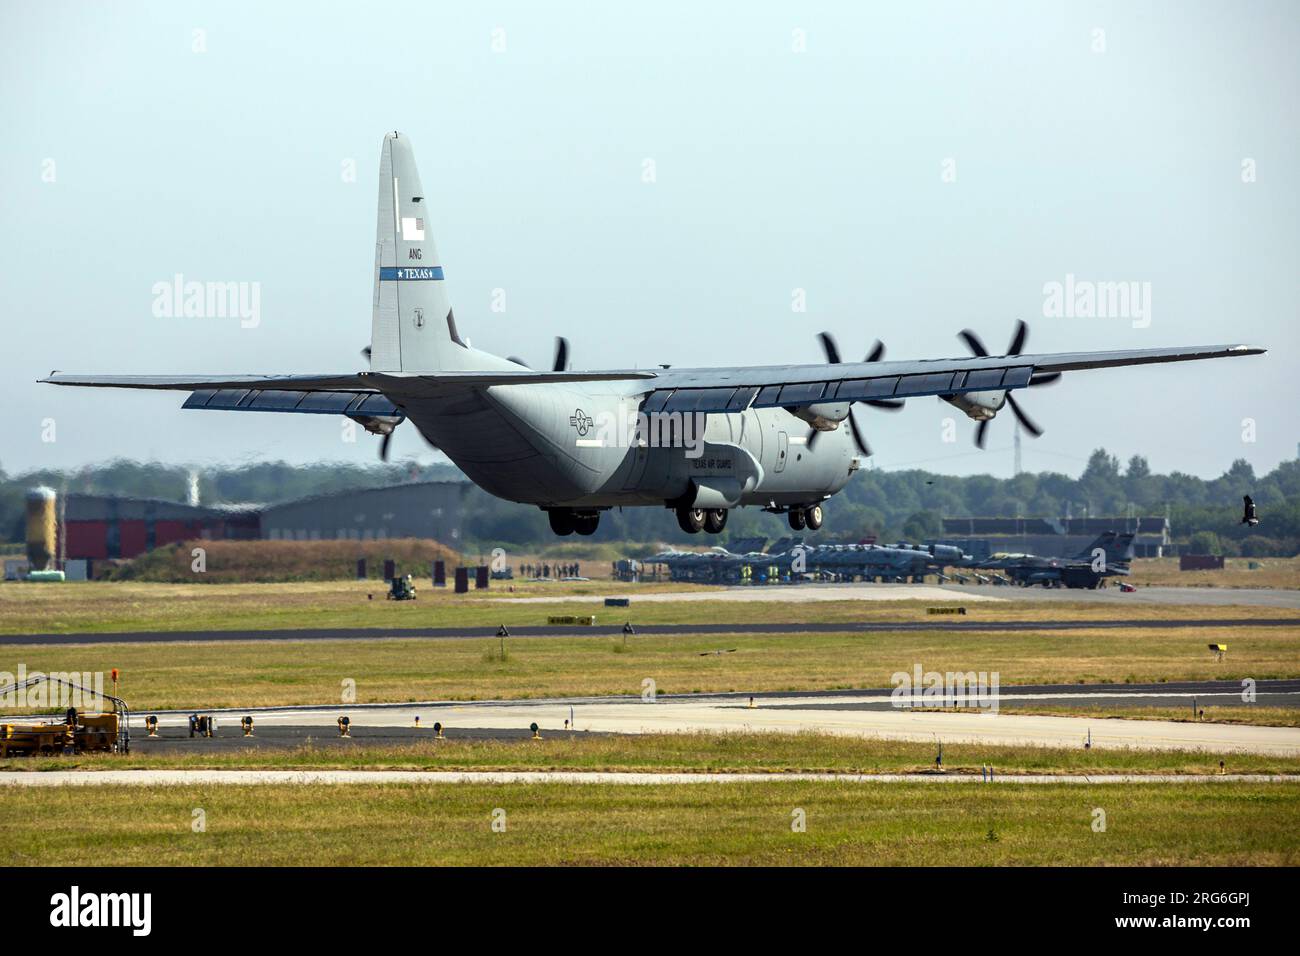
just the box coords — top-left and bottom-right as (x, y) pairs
(369, 132), (468, 372)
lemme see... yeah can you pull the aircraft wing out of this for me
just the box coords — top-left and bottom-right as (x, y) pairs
(40, 370), (655, 391)
(640, 344), (1265, 413)
(40, 369), (659, 423)
(41, 343), (1263, 418)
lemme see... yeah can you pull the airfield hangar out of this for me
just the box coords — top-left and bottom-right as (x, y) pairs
(258, 481), (468, 543)
(51, 481), (470, 566)
(936, 515), (1171, 560)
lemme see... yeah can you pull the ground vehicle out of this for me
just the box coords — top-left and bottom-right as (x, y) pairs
(387, 574), (417, 600)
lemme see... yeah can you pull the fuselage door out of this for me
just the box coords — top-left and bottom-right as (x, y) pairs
(775, 430), (788, 473)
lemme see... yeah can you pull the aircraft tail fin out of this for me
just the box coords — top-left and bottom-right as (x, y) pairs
(369, 132), (474, 373)
(1070, 530), (1137, 565)
(1071, 531), (1118, 562)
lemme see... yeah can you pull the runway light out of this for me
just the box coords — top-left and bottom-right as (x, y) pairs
(414, 715), (420, 729)
(747, 696), (756, 709)
(337, 716), (351, 738)
(434, 721), (444, 739)
(530, 722), (541, 740)
(241, 716), (254, 737)
(146, 715), (158, 738)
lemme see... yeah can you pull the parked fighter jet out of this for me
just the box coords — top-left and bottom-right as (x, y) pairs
(42, 132), (1267, 537)
(976, 532), (1135, 589)
(644, 540), (972, 584)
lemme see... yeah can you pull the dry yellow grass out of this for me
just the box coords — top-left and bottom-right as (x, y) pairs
(1, 577), (1295, 636)
(1128, 556), (1300, 590)
(2, 623), (1296, 709)
(2, 781), (1296, 866)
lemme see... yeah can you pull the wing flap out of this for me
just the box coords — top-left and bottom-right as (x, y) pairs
(182, 389), (402, 417)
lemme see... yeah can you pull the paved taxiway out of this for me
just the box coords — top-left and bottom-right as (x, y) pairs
(497, 582), (1300, 609)
(5, 615), (1293, 646)
(123, 681), (1300, 756)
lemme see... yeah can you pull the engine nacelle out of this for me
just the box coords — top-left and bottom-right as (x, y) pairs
(941, 390), (1005, 422)
(929, 544), (965, 563)
(789, 402), (851, 431)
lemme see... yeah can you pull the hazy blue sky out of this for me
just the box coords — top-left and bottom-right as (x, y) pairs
(3, 0), (1296, 480)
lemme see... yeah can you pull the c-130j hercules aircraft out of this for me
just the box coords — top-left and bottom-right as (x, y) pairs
(45, 133), (1266, 537)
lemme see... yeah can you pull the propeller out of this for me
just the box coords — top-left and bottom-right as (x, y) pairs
(508, 336), (570, 371)
(806, 332), (905, 454)
(957, 319), (1060, 448)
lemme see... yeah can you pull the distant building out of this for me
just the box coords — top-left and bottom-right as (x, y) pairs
(58, 481), (470, 562)
(62, 495), (259, 560)
(938, 515), (1170, 559)
(259, 481), (468, 543)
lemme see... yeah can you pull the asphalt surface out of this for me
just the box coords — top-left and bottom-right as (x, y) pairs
(129, 724), (598, 753)
(4, 616), (1296, 646)
(94, 679), (1300, 756)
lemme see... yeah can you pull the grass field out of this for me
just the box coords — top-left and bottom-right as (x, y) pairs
(2, 621), (1296, 710)
(7, 732), (1298, 775)
(2, 578), (1297, 637)
(1128, 556), (1300, 590)
(2, 780), (1295, 865)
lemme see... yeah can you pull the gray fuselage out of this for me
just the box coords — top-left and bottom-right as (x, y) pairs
(402, 380), (859, 511)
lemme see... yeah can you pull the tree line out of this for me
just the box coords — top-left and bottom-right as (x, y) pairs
(2, 450), (1297, 555)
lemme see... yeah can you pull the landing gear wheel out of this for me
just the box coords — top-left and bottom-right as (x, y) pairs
(788, 508), (806, 531)
(573, 513), (600, 536)
(676, 506), (706, 534)
(548, 509), (575, 536)
(704, 509), (728, 534)
(803, 504), (823, 530)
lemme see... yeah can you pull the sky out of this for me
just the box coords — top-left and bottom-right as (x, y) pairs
(2, 0), (1296, 481)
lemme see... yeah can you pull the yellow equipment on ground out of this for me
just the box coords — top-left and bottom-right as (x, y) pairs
(0, 708), (121, 757)
(0, 673), (131, 756)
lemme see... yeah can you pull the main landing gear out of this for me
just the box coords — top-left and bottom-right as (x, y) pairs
(676, 506), (728, 535)
(787, 504), (823, 531)
(547, 509), (600, 536)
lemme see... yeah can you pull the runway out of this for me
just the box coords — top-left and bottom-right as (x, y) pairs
(499, 582), (1300, 609)
(1, 770), (1294, 787)
(122, 680), (1300, 756)
(4, 615), (1295, 646)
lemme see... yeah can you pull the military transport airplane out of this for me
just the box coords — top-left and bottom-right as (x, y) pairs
(43, 132), (1267, 537)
